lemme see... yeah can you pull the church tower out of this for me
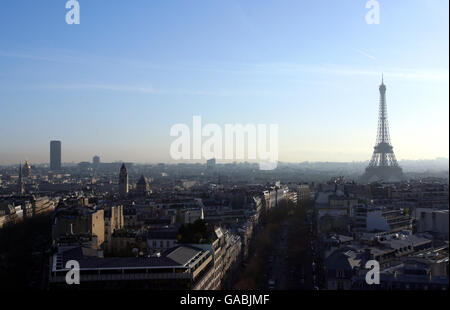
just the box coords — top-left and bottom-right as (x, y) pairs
(119, 163), (128, 197)
(136, 174), (150, 196)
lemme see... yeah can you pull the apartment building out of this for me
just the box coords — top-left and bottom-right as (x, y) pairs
(49, 244), (215, 290)
(52, 206), (105, 249)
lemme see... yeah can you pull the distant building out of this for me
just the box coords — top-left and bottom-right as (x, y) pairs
(123, 207), (139, 227)
(315, 192), (358, 219)
(32, 197), (57, 216)
(93, 155), (100, 166)
(181, 180), (197, 189)
(181, 208), (204, 224)
(207, 158), (216, 170)
(325, 246), (368, 290)
(0, 214), (7, 228)
(147, 228), (179, 254)
(136, 175), (150, 195)
(324, 233), (435, 290)
(352, 260), (448, 290)
(104, 205), (125, 252)
(416, 209), (449, 239)
(22, 160), (31, 177)
(50, 140), (62, 170)
(119, 163), (128, 197)
(17, 163), (24, 195)
(298, 184), (312, 203)
(352, 205), (412, 233)
(0, 204), (20, 227)
(78, 162), (91, 170)
(52, 206), (105, 249)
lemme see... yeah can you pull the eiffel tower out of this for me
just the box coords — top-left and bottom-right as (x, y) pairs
(361, 76), (404, 183)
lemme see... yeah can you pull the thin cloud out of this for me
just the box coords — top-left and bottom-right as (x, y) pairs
(232, 62), (449, 82)
(354, 48), (377, 60)
(0, 49), (85, 64)
(28, 83), (282, 98)
(40, 84), (158, 94)
(2, 48), (447, 82)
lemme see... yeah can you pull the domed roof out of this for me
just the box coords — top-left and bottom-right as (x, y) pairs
(22, 160), (31, 176)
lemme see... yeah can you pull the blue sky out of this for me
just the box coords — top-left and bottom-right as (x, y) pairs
(0, 0), (448, 164)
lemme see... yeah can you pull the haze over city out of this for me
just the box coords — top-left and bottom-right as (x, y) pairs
(1, 0), (448, 165)
(0, 0), (449, 299)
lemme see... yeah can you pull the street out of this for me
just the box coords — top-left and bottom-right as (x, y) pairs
(266, 208), (323, 290)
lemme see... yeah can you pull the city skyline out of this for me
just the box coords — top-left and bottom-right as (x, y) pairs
(0, 1), (448, 295)
(1, 89), (449, 166)
(1, 0), (449, 164)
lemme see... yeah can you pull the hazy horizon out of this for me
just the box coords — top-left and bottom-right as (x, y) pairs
(2, 156), (448, 167)
(1, 1), (448, 165)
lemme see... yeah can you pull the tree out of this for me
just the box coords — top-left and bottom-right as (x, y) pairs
(178, 219), (208, 243)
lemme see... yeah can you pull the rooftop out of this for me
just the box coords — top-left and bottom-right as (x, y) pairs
(54, 244), (209, 271)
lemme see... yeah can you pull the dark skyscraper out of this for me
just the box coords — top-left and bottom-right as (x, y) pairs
(50, 140), (62, 171)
